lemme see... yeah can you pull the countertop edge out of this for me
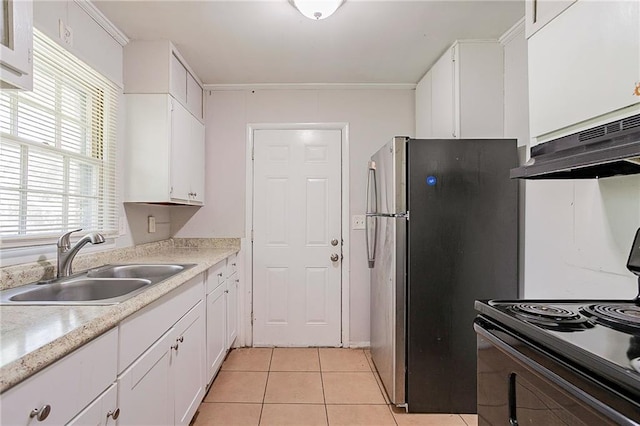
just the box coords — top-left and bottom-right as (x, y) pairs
(0, 247), (239, 393)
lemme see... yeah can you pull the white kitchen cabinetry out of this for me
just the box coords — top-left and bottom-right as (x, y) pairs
(416, 41), (504, 139)
(1, 328), (118, 425)
(415, 69), (433, 138)
(125, 94), (205, 205)
(0, 0), (33, 90)
(528, 1), (640, 145)
(67, 384), (119, 426)
(124, 40), (204, 121)
(206, 261), (227, 384)
(118, 274), (206, 426)
(226, 254), (239, 348)
(525, 0), (576, 38)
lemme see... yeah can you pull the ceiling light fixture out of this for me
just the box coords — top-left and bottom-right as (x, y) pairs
(290, 0), (345, 20)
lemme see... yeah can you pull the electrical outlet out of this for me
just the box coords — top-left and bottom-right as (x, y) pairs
(148, 216), (156, 233)
(352, 215), (366, 230)
(59, 20), (73, 47)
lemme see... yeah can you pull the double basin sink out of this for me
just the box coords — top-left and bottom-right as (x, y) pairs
(0, 264), (195, 305)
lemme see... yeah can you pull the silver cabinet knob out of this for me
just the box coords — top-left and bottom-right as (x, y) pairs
(107, 408), (120, 420)
(330, 253), (339, 262)
(331, 239), (339, 246)
(30, 405), (51, 421)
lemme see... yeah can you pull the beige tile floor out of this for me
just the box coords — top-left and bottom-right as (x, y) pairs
(193, 348), (478, 426)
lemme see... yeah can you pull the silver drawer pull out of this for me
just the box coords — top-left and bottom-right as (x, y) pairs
(30, 405), (51, 421)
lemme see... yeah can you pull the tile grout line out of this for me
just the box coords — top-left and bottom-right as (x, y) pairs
(318, 348), (330, 425)
(257, 348), (274, 426)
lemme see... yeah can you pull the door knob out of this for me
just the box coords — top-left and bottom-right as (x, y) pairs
(331, 238), (339, 246)
(330, 253), (339, 262)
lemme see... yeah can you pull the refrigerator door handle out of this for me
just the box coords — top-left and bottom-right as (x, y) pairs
(366, 212), (409, 220)
(365, 165), (378, 268)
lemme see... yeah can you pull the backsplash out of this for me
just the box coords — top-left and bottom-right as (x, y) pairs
(0, 238), (240, 291)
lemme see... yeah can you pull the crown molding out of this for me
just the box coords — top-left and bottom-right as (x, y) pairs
(203, 83), (417, 91)
(74, 0), (129, 46)
(499, 17), (526, 46)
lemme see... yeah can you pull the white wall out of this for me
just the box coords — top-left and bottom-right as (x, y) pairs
(175, 87), (415, 345)
(525, 177), (640, 299)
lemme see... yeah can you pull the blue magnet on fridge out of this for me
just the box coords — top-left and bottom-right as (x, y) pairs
(426, 176), (437, 186)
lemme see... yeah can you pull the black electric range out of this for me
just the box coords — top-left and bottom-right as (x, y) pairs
(474, 229), (640, 425)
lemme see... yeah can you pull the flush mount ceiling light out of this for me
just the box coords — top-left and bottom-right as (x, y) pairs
(289, 0), (345, 20)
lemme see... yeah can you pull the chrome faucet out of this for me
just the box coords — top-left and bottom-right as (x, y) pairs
(57, 229), (105, 278)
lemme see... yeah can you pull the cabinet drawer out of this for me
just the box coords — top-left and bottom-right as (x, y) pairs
(67, 383), (118, 426)
(119, 274), (204, 373)
(206, 261), (226, 294)
(226, 253), (238, 278)
(1, 328), (118, 426)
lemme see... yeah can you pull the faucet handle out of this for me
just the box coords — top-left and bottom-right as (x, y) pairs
(57, 228), (82, 249)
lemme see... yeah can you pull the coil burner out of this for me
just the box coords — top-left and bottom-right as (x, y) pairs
(509, 303), (593, 331)
(580, 304), (640, 334)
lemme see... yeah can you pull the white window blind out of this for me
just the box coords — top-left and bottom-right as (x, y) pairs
(0, 29), (119, 245)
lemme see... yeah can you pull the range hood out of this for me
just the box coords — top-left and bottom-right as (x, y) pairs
(511, 113), (640, 179)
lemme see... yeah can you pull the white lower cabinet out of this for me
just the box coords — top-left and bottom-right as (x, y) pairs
(118, 331), (174, 426)
(226, 272), (239, 349)
(68, 384), (119, 426)
(3, 255), (240, 426)
(206, 282), (227, 383)
(117, 276), (206, 426)
(173, 301), (206, 426)
(1, 328), (118, 425)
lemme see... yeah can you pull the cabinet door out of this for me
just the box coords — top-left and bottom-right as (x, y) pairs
(186, 72), (203, 121)
(172, 301), (206, 426)
(226, 274), (239, 349)
(430, 48), (455, 138)
(189, 115), (205, 204)
(415, 69), (433, 138)
(67, 384), (118, 426)
(206, 284), (227, 383)
(170, 53), (187, 104)
(0, 0), (32, 90)
(117, 331), (173, 426)
(525, 0), (576, 38)
(170, 98), (193, 202)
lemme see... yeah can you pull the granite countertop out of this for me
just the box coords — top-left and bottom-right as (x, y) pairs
(0, 242), (239, 393)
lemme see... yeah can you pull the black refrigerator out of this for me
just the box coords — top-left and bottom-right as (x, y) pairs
(366, 137), (518, 413)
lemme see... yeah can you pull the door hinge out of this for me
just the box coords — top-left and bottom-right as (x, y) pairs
(251, 229), (254, 242)
(251, 145), (255, 160)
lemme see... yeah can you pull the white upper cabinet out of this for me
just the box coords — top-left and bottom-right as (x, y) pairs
(125, 94), (205, 205)
(124, 40), (204, 121)
(124, 40), (205, 205)
(416, 40), (504, 140)
(0, 0), (33, 90)
(528, 1), (640, 144)
(525, 0), (576, 39)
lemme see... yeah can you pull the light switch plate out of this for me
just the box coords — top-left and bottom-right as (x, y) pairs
(352, 215), (365, 230)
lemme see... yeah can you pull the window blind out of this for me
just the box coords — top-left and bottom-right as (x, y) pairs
(0, 29), (119, 245)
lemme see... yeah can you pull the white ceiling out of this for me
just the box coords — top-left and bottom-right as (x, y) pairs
(94, 0), (525, 85)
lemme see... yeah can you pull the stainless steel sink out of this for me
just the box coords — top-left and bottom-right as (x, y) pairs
(0, 263), (195, 305)
(87, 264), (185, 279)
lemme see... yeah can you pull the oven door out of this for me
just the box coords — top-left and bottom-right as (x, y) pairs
(475, 317), (640, 426)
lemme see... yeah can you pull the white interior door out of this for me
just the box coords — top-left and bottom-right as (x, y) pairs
(253, 129), (342, 347)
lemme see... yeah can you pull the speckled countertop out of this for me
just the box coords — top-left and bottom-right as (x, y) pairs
(0, 238), (240, 393)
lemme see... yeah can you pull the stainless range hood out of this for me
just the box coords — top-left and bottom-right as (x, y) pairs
(511, 113), (640, 179)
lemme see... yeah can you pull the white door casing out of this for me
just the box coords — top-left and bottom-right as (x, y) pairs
(252, 128), (342, 347)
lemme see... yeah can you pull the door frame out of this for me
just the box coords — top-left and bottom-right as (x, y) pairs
(244, 123), (350, 347)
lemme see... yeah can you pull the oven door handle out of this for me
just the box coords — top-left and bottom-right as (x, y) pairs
(474, 320), (637, 426)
